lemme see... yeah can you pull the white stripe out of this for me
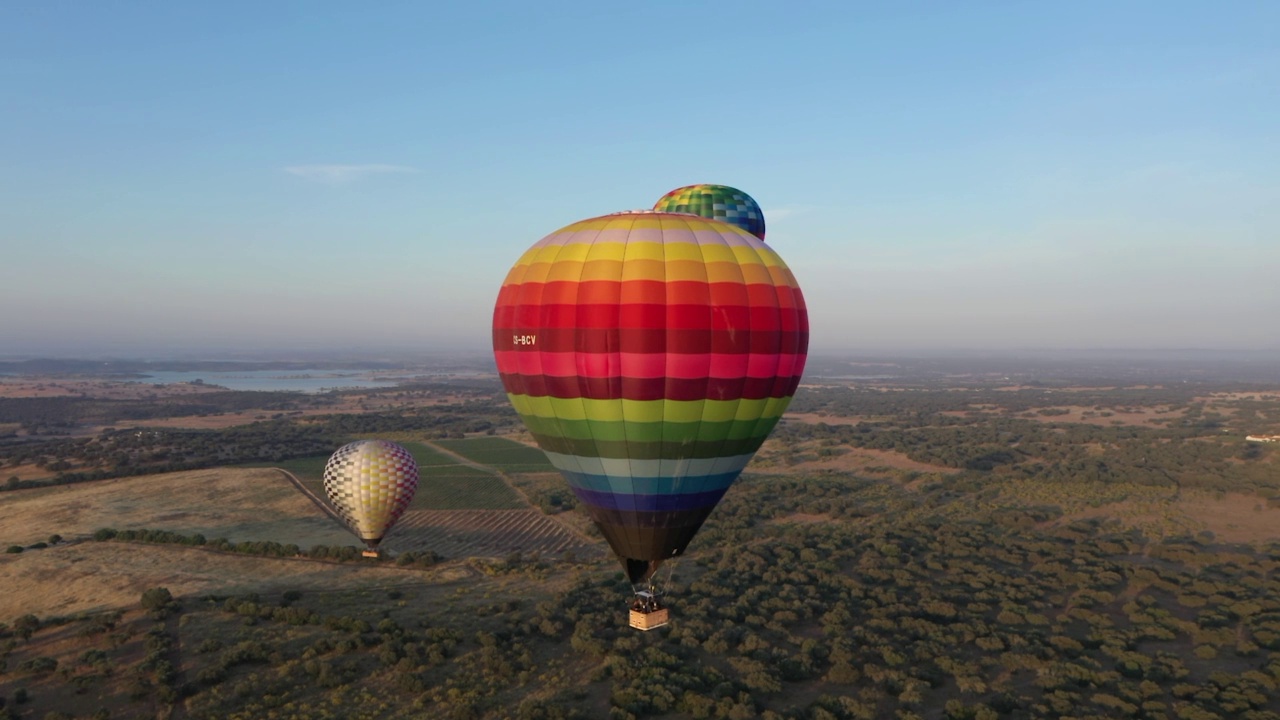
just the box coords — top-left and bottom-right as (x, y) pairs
(544, 452), (754, 478)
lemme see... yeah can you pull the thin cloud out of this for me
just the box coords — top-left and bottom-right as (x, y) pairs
(762, 205), (813, 222)
(283, 164), (419, 184)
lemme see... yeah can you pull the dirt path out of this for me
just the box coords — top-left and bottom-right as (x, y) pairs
(277, 468), (342, 523)
(421, 439), (519, 478)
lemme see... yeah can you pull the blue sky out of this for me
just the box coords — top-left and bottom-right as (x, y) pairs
(2, 1), (1276, 356)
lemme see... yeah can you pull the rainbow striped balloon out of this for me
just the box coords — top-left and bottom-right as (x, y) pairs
(493, 210), (808, 584)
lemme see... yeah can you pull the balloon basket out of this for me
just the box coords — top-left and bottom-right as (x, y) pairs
(629, 607), (669, 631)
(362, 550), (380, 559)
(629, 590), (668, 631)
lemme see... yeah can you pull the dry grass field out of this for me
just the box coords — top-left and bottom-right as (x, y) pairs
(0, 377), (481, 434)
(3, 462), (54, 481)
(96, 391), (481, 432)
(986, 477), (1280, 544)
(787, 446), (961, 476)
(0, 468), (351, 548)
(0, 461), (602, 622)
(0, 541), (465, 620)
(1173, 490), (1280, 544)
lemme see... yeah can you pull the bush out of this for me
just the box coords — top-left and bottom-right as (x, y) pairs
(5, 546), (22, 554)
(18, 656), (57, 674)
(196, 638), (223, 654)
(13, 614), (40, 640)
(141, 587), (176, 615)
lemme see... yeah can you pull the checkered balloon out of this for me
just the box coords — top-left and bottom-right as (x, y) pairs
(653, 184), (766, 240)
(322, 440), (418, 548)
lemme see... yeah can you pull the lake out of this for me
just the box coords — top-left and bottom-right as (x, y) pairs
(135, 369), (401, 393)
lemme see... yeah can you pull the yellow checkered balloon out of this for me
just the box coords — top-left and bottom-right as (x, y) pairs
(322, 440), (418, 548)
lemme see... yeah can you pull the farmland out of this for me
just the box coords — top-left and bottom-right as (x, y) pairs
(273, 440), (527, 512)
(435, 436), (556, 473)
(260, 438), (592, 560)
(392, 509), (596, 558)
(4, 366), (1280, 718)
(0, 468), (352, 551)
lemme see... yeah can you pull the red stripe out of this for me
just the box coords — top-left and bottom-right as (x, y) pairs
(493, 350), (807, 378)
(502, 304), (788, 331)
(491, 328), (809, 354)
(496, 281), (804, 310)
(498, 372), (805, 402)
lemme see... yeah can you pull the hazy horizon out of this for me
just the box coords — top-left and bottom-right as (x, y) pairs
(4, 345), (1280, 366)
(4, 3), (1277, 357)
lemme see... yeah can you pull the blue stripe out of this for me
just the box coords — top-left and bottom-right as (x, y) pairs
(571, 487), (729, 512)
(556, 469), (743, 495)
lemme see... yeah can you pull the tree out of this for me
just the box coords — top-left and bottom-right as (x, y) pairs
(13, 614), (39, 641)
(141, 587), (176, 615)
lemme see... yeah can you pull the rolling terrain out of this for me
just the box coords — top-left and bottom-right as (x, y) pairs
(2, 372), (1280, 719)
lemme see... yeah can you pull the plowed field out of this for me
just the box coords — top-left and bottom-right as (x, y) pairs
(392, 509), (599, 558)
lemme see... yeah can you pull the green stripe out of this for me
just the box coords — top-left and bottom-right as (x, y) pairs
(509, 394), (793, 424)
(530, 433), (771, 460)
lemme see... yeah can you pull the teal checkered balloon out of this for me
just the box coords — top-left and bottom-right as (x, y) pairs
(654, 184), (765, 240)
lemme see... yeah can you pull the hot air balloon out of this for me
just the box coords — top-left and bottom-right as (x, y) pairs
(322, 440), (419, 558)
(653, 184), (766, 241)
(493, 210), (808, 628)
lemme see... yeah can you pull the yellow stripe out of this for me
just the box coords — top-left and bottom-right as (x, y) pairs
(515, 241), (788, 268)
(545, 242), (593, 263)
(555, 214), (755, 236)
(514, 246), (543, 266)
(505, 260), (800, 287)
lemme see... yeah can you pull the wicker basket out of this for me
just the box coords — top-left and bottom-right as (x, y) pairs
(629, 607), (670, 631)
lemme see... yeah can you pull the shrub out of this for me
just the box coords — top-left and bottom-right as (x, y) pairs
(18, 656), (57, 674)
(141, 587), (176, 615)
(13, 614), (40, 640)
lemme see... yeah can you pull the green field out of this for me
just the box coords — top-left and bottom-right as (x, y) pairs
(255, 440), (524, 510)
(387, 440), (462, 468)
(268, 455), (330, 483)
(435, 436), (555, 473)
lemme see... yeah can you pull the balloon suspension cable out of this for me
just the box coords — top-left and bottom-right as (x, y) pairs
(660, 557), (680, 595)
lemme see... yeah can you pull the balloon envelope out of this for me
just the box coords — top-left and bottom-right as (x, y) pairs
(493, 210), (808, 584)
(322, 440), (419, 548)
(653, 184), (766, 241)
